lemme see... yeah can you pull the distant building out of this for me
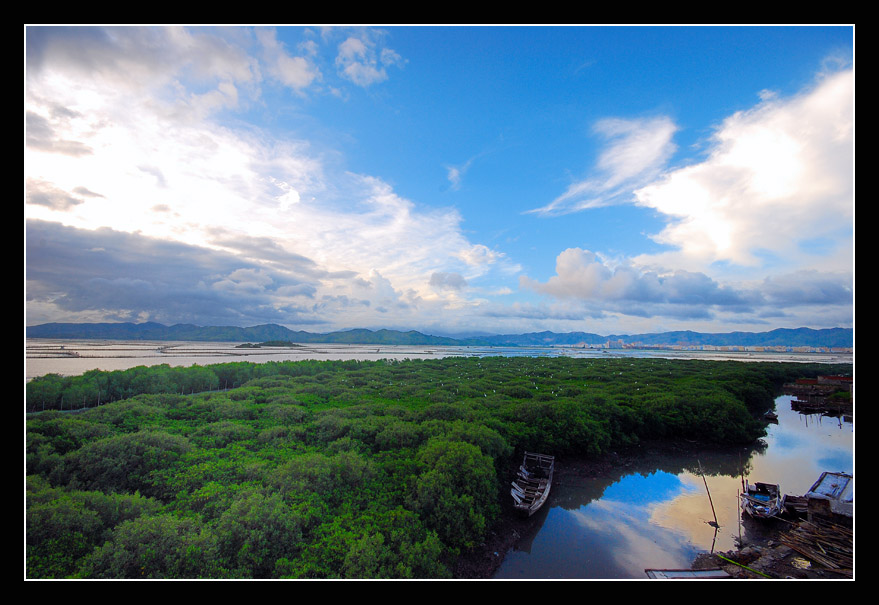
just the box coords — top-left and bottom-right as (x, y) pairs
(818, 375), (853, 392)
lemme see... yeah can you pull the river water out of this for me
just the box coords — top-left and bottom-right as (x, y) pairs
(493, 395), (853, 579)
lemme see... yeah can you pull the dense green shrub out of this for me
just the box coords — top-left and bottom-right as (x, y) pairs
(214, 491), (305, 578)
(79, 514), (223, 579)
(61, 430), (192, 498)
(25, 356), (851, 578)
(414, 438), (499, 550)
(26, 476), (162, 578)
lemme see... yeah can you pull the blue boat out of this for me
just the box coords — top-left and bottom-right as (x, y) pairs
(741, 480), (782, 519)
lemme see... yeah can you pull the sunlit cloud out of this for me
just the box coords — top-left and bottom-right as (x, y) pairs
(25, 26), (511, 331)
(633, 69), (853, 272)
(519, 246), (852, 328)
(521, 247), (754, 306)
(522, 67), (853, 330)
(528, 116), (677, 216)
(529, 68), (852, 276)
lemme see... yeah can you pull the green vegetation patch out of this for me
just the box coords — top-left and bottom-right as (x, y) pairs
(26, 356), (850, 578)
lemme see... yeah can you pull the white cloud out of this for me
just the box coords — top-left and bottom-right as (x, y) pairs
(522, 67), (853, 330)
(27, 27), (261, 123)
(276, 175), (518, 298)
(520, 248), (752, 308)
(457, 244), (504, 268)
(255, 27), (321, 92)
(25, 26), (506, 330)
(531, 67), (852, 280)
(335, 35), (405, 87)
(529, 116), (677, 215)
(446, 166), (464, 190)
(520, 245), (852, 329)
(633, 69), (853, 272)
(445, 152), (485, 191)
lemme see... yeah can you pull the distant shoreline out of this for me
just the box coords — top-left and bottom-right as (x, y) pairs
(25, 339), (852, 381)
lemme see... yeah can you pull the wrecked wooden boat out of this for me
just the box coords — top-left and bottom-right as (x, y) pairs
(782, 472), (853, 521)
(741, 480), (782, 519)
(804, 471), (853, 520)
(511, 451), (554, 517)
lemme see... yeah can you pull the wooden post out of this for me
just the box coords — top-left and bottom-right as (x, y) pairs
(698, 460), (719, 528)
(737, 489), (742, 545)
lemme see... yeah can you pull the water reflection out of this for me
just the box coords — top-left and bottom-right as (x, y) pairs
(494, 395), (853, 579)
(496, 470), (711, 578)
(752, 396), (853, 495)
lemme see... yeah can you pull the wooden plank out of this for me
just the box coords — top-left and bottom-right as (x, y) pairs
(645, 568), (731, 579)
(512, 482), (538, 495)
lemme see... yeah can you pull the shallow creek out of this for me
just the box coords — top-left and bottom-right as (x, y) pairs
(493, 395), (853, 579)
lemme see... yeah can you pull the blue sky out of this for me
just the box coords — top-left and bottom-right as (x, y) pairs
(25, 25), (854, 336)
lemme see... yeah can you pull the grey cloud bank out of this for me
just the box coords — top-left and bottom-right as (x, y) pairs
(26, 220), (329, 328)
(26, 218), (853, 335)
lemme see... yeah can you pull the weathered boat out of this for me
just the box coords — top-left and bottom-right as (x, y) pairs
(781, 472), (853, 521)
(510, 451), (554, 517)
(741, 480), (782, 519)
(804, 471), (853, 520)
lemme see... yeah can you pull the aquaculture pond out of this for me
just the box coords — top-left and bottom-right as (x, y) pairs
(493, 395), (853, 579)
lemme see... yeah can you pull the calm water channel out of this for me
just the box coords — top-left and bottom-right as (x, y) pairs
(493, 395), (853, 579)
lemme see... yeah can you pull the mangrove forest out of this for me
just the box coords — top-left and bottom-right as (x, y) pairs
(25, 356), (851, 579)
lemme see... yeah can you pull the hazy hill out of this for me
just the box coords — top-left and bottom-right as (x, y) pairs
(26, 322), (853, 348)
(474, 327), (853, 348)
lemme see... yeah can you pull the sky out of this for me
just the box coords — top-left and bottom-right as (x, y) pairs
(25, 25), (854, 337)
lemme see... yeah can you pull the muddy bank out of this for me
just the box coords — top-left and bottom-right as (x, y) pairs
(693, 519), (853, 579)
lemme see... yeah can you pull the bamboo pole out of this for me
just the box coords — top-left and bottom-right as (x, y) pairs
(737, 489), (742, 545)
(698, 460), (719, 528)
(716, 555), (772, 579)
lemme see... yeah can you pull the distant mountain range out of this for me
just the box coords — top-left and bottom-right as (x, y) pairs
(25, 322), (854, 348)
